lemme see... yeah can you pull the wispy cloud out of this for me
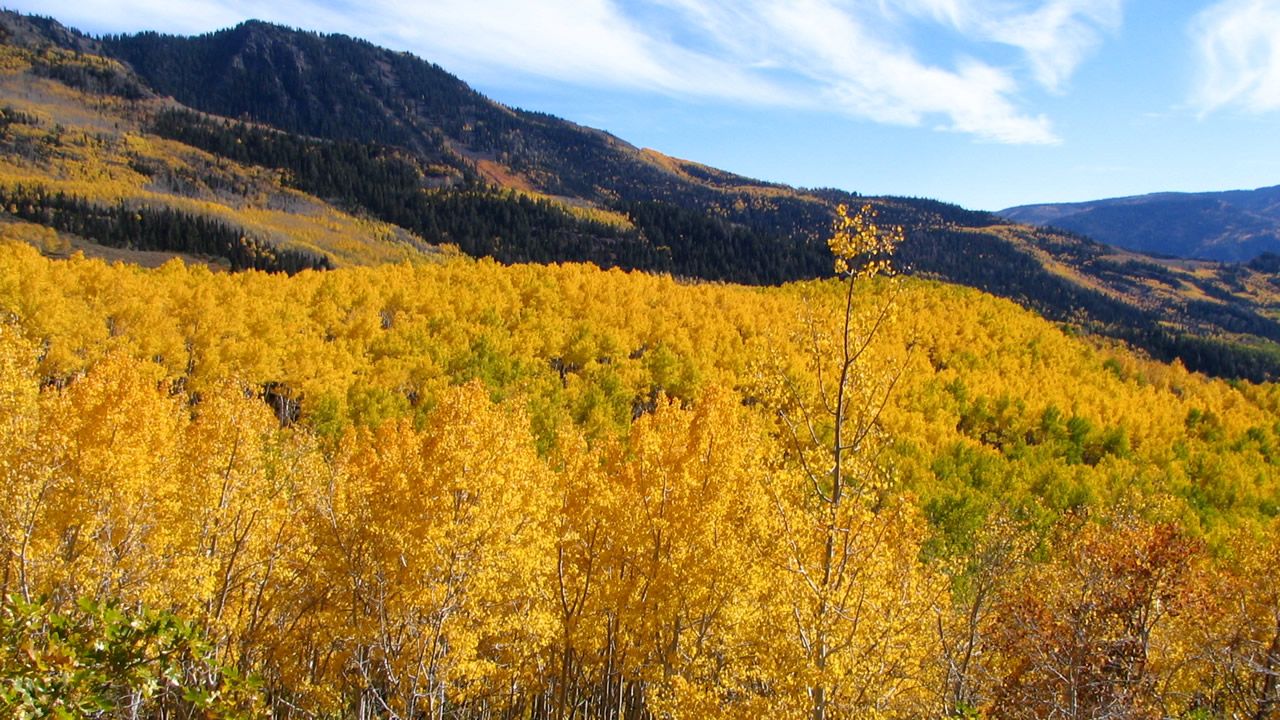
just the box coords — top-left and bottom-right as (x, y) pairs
(10, 0), (1123, 144)
(730, 0), (1060, 143)
(894, 0), (1121, 92)
(362, 0), (791, 103)
(1190, 0), (1280, 115)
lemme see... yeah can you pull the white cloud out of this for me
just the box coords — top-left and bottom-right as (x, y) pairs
(500, 0), (1065, 143)
(893, 0), (1122, 91)
(361, 0), (786, 102)
(1190, 0), (1280, 114)
(6, 0), (1121, 144)
(741, 0), (1058, 142)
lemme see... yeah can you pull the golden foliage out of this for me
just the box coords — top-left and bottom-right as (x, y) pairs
(829, 203), (902, 278)
(1, 241), (1279, 716)
(0, 69), (434, 267)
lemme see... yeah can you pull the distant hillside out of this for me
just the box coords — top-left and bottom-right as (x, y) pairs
(99, 19), (845, 283)
(5, 11), (1280, 379)
(1001, 185), (1280, 261)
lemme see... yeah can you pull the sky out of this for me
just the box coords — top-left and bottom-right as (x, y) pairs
(9, 0), (1280, 211)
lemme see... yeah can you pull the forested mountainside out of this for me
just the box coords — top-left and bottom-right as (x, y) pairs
(1002, 184), (1280, 262)
(2, 10), (1280, 380)
(4, 243), (1280, 718)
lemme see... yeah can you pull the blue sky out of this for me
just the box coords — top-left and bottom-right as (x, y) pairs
(11, 0), (1280, 210)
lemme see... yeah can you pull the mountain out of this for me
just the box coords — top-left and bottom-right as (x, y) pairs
(1001, 185), (1280, 262)
(8, 16), (1280, 720)
(4, 12), (1280, 380)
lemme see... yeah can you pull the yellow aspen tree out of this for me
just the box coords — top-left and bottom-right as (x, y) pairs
(314, 382), (555, 718)
(38, 351), (185, 605)
(546, 427), (615, 719)
(165, 379), (312, 675)
(598, 389), (775, 720)
(0, 245), (109, 381)
(1180, 519), (1280, 719)
(0, 324), (49, 601)
(762, 204), (940, 719)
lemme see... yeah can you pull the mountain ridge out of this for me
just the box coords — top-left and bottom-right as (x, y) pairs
(1001, 184), (1280, 262)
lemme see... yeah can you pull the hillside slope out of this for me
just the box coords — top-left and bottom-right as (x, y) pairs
(0, 14), (447, 271)
(1002, 185), (1280, 261)
(4, 242), (1280, 717)
(4, 11), (1280, 378)
(94, 19), (1280, 377)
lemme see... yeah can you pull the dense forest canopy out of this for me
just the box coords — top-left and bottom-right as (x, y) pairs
(2, 241), (1279, 717)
